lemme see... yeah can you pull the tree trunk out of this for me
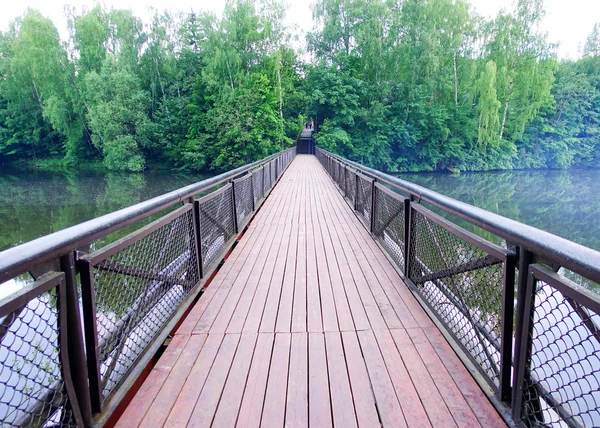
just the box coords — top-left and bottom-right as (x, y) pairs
(453, 51), (459, 106)
(277, 64), (284, 150)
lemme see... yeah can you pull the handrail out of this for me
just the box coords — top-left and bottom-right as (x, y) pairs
(0, 146), (297, 427)
(317, 147), (600, 284)
(316, 146), (600, 427)
(0, 148), (294, 284)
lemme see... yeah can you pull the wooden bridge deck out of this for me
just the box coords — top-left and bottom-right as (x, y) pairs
(116, 155), (505, 428)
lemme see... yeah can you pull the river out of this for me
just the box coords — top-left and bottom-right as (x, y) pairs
(0, 168), (211, 252)
(396, 168), (600, 252)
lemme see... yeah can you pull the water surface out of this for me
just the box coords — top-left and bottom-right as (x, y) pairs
(0, 168), (211, 251)
(397, 169), (600, 252)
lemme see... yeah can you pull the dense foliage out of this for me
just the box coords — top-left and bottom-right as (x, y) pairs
(0, 0), (599, 172)
(0, 1), (303, 171)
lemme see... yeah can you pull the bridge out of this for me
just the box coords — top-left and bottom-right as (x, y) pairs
(0, 130), (599, 427)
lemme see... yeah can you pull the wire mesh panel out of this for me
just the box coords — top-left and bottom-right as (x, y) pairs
(234, 174), (253, 230)
(0, 272), (81, 427)
(198, 185), (235, 271)
(345, 169), (357, 207)
(80, 205), (200, 403)
(373, 184), (406, 272)
(517, 265), (600, 428)
(356, 173), (374, 227)
(252, 167), (264, 207)
(263, 163), (271, 195)
(408, 204), (508, 389)
(270, 160), (276, 186)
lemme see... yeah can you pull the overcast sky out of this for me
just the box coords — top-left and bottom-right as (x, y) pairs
(1, 0), (599, 59)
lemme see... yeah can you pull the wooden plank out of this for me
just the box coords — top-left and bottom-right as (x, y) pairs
(341, 331), (381, 427)
(261, 332), (291, 428)
(306, 220), (323, 332)
(324, 332), (357, 428)
(326, 221), (371, 331)
(390, 328), (457, 427)
(332, 193), (433, 328)
(176, 221), (265, 335)
(208, 224), (275, 334)
(164, 333), (224, 427)
(292, 223), (308, 332)
(286, 332), (309, 427)
(373, 328), (431, 427)
(357, 329), (407, 427)
(275, 224), (299, 332)
(258, 223), (292, 332)
(316, 217), (357, 332)
(237, 333), (275, 428)
(115, 334), (190, 427)
(243, 221), (289, 333)
(187, 333), (241, 428)
(408, 328), (481, 427)
(423, 327), (506, 426)
(139, 334), (208, 427)
(329, 220), (389, 330)
(211, 333), (259, 427)
(308, 333), (333, 428)
(225, 225), (278, 333)
(312, 222), (340, 332)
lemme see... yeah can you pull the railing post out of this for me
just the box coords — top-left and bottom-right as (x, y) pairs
(60, 253), (94, 425)
(370, 179), (377, 234)
(250, 172), (256, 212)
(78, 258), (102, 414)
(231, 180), (239, 234)
(354, 172), (359, 211)
(499, 250), (517, 402)
(512, 248), (535, 421)
(189, 197), (204, 279)
(403, 198), (412, 278)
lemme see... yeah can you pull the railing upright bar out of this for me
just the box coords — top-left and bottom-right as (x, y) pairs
(231, 179), (239, 234)
(403, 198), (411, 278)
(354, 172), (359, 211)
(250, 171), (256, 212)
(65, 253), (99, 420)
(499, 251), (517, 402)
(189, 197), (204, 279)
(77, 259), (103, 413)
(370, 178), (377, 233)
(511, 250), (536, 421)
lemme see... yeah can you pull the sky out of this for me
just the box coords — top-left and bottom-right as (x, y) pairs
(0, 0), (599, 60)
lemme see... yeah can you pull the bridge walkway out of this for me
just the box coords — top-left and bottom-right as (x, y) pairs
(116, 155), (504, 427)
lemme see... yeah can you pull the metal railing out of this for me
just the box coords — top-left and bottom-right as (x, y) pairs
(0, 147), (296, 427)
(316, 147), (600, 428)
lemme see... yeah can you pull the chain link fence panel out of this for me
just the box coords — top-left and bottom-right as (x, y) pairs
(0, 272), (80, 427)
(199, 186), (235, 271)
(373, 184), (406, 272)
(84, 207), (199, 399)
(518, 266), (600, 428)
(234, 175), (253, 230)
(408, 206), (505, 388)
(356, 173), (373, 227)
